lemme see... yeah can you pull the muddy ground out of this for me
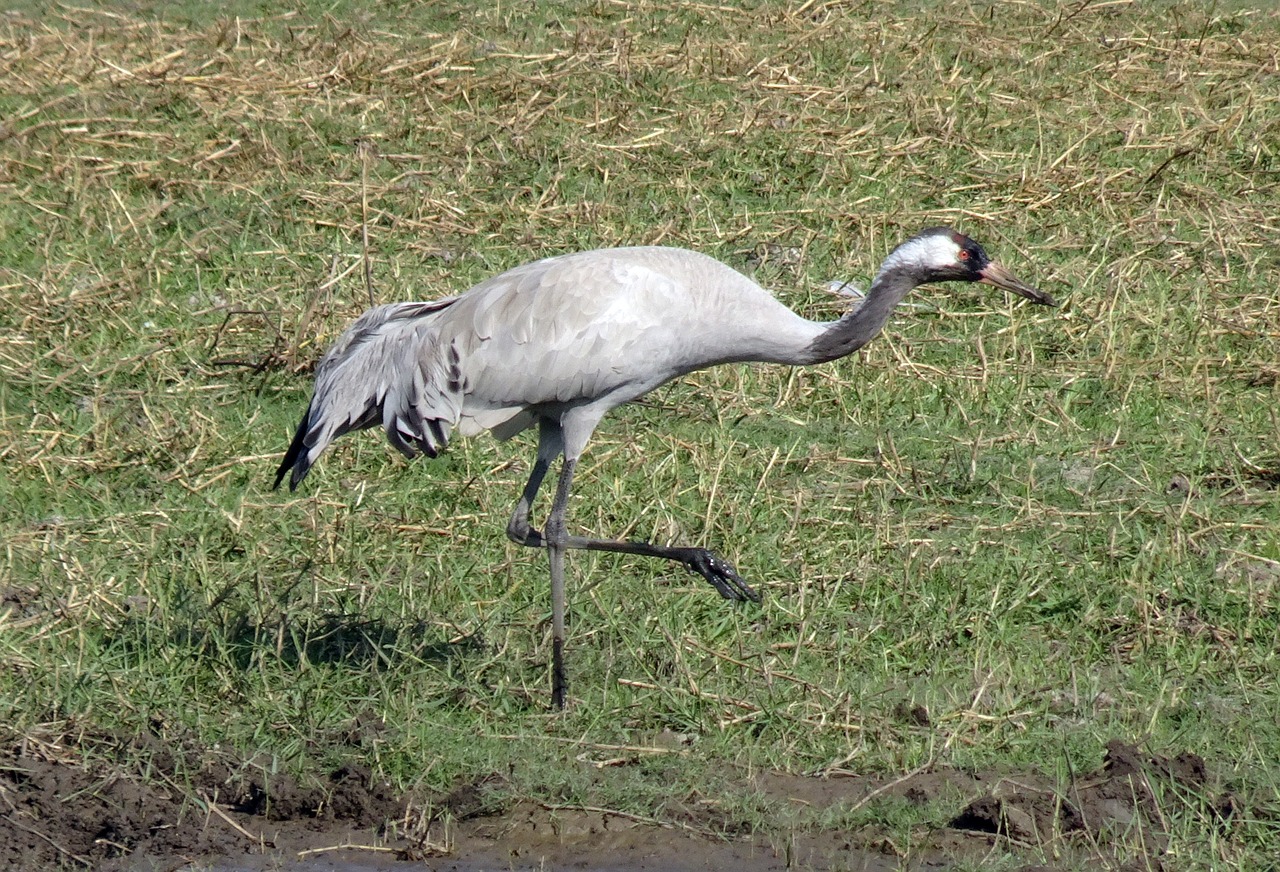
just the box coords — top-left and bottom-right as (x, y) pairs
(0, 729), (1242, 871)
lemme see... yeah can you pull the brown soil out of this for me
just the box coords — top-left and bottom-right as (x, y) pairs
(0, 732), (1240, 872)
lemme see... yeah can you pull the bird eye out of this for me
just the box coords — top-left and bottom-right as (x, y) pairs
(957, 249), (970, 261)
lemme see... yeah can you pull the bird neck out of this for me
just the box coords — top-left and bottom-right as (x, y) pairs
(803, 267), (922, 364)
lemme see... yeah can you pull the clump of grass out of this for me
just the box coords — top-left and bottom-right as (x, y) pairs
(1, 0), (1278, 868)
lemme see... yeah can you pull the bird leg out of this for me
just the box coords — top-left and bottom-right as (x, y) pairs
(543, 456), (576, 710)
(506, 458), (761, 604)
(503, 448), (571, 707)
(566, 538), (760, 603)
(505, 453), (552, 548)
(505, 438), (763, 709)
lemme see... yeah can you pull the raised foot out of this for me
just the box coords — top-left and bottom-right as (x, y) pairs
(681, 550), (761, 603)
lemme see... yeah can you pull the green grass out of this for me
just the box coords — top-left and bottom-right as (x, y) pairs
(2, 0), (1279, 867)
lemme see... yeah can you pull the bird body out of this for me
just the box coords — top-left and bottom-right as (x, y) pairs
(281, 246), (830, 487)
(277, 228), (1055, 708)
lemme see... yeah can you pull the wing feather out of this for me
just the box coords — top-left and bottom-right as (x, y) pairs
(274, 298), (461, 489)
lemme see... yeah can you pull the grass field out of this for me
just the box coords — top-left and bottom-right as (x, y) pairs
(2, 0), (1278, 868)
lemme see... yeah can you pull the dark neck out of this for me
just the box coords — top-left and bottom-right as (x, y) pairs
(803, 269), (922, 364)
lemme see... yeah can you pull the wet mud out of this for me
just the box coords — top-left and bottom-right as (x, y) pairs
(0, 732), (1241, 871)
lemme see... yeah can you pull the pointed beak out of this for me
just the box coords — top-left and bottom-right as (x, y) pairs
(980, 261), (1057, 307)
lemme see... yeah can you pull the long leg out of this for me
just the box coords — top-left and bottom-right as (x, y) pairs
(538, 456), (752, 709)
(504, 423), (761, 709)
(543, 456), (577, 710)
(506, 429), (760, 604)
(505, 424), (571, 707)
(560, 537), (759, 603)
(506, 421), (562, 547)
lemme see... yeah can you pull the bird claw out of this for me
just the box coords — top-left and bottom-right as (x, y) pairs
(682, 550), (761, 603)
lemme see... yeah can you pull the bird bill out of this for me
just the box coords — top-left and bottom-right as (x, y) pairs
(980, 262), (1057, 307)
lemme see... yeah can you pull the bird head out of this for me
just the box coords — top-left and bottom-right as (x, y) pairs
(886, 227), (1057, 306)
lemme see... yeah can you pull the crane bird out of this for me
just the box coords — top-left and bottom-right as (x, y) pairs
(275, 227), (1055, 708)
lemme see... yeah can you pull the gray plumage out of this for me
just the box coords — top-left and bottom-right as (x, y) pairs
(276, 227), (1055, 708)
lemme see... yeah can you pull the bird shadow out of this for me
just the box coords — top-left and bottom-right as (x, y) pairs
(213, 610), (481, 671)
(136, 605), (482, 675)
(159, 561), (486, 673)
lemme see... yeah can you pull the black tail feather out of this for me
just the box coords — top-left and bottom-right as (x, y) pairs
(274, 402), (313, 491)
